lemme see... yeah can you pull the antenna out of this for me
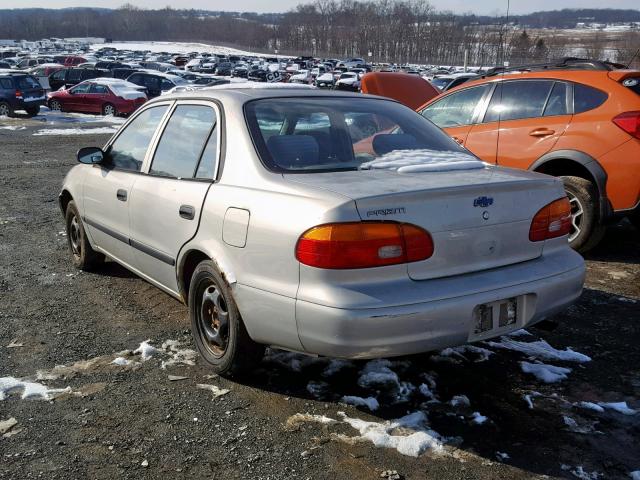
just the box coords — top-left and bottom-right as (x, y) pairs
(627, 47), (640, 69)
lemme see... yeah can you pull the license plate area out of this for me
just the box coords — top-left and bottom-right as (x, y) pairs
(469, 296), (525, 341)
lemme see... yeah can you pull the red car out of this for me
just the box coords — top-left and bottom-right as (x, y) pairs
(47, 79), (147, 116)
(63, 56), (87, 67)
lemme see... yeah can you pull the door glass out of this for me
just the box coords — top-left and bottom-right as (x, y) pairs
(67, 69), (82, 82)
(150, 105), (216, 178)
(485, 81), (553, 122)
(90, 84), (109, 94)
(51, 70), (66, 81)
(70, 83), (91, 94)
(107, 105), (169, 172)
(543, 82), (569, 116)
(195, 126), (219, 179)
(420, 85), (490, 128)
(161, 79), (174, 91)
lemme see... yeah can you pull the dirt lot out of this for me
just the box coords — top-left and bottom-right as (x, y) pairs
(1, 115), (639, 480)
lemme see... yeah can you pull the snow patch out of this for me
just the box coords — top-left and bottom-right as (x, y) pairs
(341, 395), (380, 411)
(439, 344), (494, 362)
(520, 361), (572, 383)
(576, 401), (605, 413)
(159, 340), (197, 369)
(338, 411), (444, 457)
(0, 376), (71, 401)
(357, 359), (415, 402)
(470, 412), (488, 425)
(111, 357), (132, 366)
(629, 471), (640, 480)
(487, 338), (591, 363)
(196, 383), (229, 399)
(134, 340), (158, 361)
(449, 395), (470, 408)
(598, 401), (637, 416)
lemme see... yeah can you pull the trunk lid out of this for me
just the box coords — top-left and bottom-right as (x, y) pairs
(285, 166), (565, 280)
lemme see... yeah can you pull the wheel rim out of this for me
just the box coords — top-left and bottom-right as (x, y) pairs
(69, 215), (81, 256)
(50, 101), (61, 111)
(0, 103), (9, 116)
(567, 192), (584, 242)
(198, 282), (229, 357)
(104, 105), (115, 116)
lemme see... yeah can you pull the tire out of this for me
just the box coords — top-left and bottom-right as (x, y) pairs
(102, 103), (116, 116)
(189, 260), (264, 376)
(25, 105), (40, 117)
(0, 101), (13, 117)
(561, 176), (606, 253)
(630, 212), (640, 231)
(65, 200), (104, 271)
(49, 100), (62, 112)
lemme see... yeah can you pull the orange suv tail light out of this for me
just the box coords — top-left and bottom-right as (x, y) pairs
(612, 111), (640, 139)
(529, 197), (572, 242)
(296, 222), (434, 269)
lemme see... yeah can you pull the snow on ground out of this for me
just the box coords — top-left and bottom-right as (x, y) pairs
(91, 41), (267, 58)
(357, 359), (415, 403)
(486, 337), (591, 363)
(341, 395), (380, 411)
(439, 345), (494, 362)
(33, 127), (118, 136)
(520, 361), (572, 383)
(134, 340), (159, 360)
(576, 401), (605, 413)
(0, 376), (71, 401)
(0, 125), (26, 130)
(338, 411), (444, 457)
(196, 383), (230, 399)
(449, 395), (470, 408)
(597, 401), (637, 415)
(523, 391), (543, 409)
(561, 465), (602, 480)
(470, 412), (488, 425)
(630, 471), (640, 480)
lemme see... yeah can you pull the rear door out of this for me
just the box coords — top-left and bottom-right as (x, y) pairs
(85, 83), (109, 113)
(489, 80), (572, 170)
(420, 83), (492, 148)
(128, 101), (219, 292)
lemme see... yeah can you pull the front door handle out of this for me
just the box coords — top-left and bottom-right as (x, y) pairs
(179, 205), (195, 220)
(529, 128), (555, 137)
(116, 189), (127, 201)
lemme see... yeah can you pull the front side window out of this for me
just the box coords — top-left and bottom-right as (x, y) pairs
(51, 70), (66, 81)
(421, 85), (490, 128)
(484, 80), (554, 122)
(150, 105), (216, 178)
(67, 70), (82, 82)
(246, 97), (470, 172)
(107, 105), (169, 172)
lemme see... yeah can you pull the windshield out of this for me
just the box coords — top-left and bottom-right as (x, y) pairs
(245, 97), (469, 173)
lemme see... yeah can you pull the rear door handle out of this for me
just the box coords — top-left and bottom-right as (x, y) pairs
(452, 136), (464, 145)
(179, 205), (195, 220)
(529, 128), (555, 137)
(116, 189), (127, 201)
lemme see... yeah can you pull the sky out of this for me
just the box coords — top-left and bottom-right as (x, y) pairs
(8, 0), (640, 15)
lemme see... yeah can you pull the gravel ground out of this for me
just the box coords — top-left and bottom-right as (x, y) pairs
(1, 114), (639, 480)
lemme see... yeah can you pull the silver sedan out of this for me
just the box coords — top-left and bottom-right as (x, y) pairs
(60, 86), (585, 375)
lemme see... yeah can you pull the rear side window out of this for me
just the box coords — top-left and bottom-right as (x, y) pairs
(623, 77), (640, 95)
(17, 76), (41, 89)
(574, 83), (608, 114)
(421, 84), (491, 127)
(0, 78), (13, 89)
(51, 70), (66, 81)
(107, 105), (169, 172)
(543, 82), (569, 117)
(150, 105), (216, 178)
(90, 84), (109, 94)
(67, 70), (82, 82)
(485, 80), (554, 122)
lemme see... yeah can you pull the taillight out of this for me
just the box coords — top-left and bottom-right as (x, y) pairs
(15, 90), (22, 98)
(529, 197), (572, 242)
(613, 111), (640, 139)
(296, 222), (434, 269)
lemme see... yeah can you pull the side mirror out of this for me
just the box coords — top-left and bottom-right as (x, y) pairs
(77, 146), (104, 164)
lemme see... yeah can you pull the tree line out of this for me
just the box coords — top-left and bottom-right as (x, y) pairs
(0, 2), (638, 67)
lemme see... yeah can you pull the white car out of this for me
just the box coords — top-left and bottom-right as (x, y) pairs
(60, 87), (585, 375)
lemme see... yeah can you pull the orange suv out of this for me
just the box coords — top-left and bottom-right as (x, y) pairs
(375, 59), (640, 251)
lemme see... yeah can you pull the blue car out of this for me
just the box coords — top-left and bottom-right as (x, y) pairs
(0, 72), (46, 117)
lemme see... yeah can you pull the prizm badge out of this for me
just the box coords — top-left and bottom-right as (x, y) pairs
(473, 196), (494, 208)
(366, 207), (406, 218)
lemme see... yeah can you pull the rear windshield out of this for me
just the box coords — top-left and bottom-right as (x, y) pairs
(16, 75), (41, 89)
(245, 97), (469, 173)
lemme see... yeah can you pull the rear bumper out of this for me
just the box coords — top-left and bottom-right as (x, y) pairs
(295, 248), (585, 359)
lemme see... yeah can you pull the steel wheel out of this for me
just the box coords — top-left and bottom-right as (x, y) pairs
(0, 102), (10, 116)
(568, 191), (584, 243)
(49, 100), (62, 111)
(69, 215), (81, 257)
(103, 104), (116, 116)
(198, 283), (230, 357)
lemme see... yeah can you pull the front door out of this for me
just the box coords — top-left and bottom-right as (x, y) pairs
(82, 104), (170, 267)
(128, 102), (220, 292)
